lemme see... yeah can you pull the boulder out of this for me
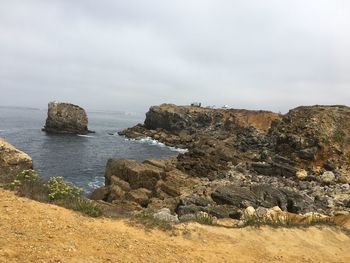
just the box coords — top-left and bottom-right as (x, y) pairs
(43, 101), (90, 134)
(296, 169), (308, 180)
(0, 138), (33, 178)
(105, 159), (163, 191)
(320, 171), (336, 184)
(211, 185), (257, 208)
(153, 208), (179, 223)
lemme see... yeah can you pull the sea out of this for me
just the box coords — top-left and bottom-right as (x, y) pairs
(0, 106), (184, 194)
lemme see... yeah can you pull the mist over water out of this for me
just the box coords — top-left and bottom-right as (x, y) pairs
(0, 107), (180, 193)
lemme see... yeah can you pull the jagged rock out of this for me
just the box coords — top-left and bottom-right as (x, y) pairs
(43, 101), (90, 134)
(211, 185), (257, 208)
(0, 138), (33, 178)
(250, 162), (297, 177)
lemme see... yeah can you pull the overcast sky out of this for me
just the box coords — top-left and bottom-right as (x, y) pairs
(0, 0), (349, 113)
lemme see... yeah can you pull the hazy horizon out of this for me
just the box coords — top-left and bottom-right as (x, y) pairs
(1, 0), (349, 113)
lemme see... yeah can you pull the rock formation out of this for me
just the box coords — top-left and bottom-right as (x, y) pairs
(43, 101), (90, 134)
(0, 137), (33, 178)
(93, 103), (350, 221)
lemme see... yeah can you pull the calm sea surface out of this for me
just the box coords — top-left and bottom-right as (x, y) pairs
(0, 107), (181, 193)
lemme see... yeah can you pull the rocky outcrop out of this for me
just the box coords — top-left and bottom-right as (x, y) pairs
(43, 102), (90, 134)
(269, 105), (350, 175)
(0, 138), (33, 178)
(144, 104), (280, 133)
(90, 158), (200, 211)
(111, 104), (350, 220)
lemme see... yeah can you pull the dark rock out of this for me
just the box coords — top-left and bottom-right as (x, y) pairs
(176, 205), (208, 216)
(323, 160), (336, 171)
(90, 186), (109, 201)
(211, 185), (257, 208)
(207, 205), (239, 219)
(179, 194), (212, 207)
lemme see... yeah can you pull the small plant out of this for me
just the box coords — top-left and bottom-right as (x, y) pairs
(132, 211), (173, 231)
(332, 129), (346, 144)
(45, 176), (83, 201)
(10, 169), (38, 188)
(195, 212), (215, 225)
(70, 198), (102, 217)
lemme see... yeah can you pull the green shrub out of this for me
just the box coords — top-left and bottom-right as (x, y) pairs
(195, 212), (215, 225)
(44, 176), (83, 201)
(332, 129), (346, 144)
(70, 198), (102, 217)
(9, 169), (38, 188)
(132, 211), (173, 231)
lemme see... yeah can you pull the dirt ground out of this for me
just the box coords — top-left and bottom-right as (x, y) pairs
(0, 189), (349, 263)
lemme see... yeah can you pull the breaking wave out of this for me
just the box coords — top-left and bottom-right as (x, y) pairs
(77, 134), (95, 138)
(127, 137), (188, 154)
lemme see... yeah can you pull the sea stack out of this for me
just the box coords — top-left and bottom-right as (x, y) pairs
(43, 101), (90, 134)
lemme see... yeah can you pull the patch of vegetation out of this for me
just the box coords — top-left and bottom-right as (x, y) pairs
(332, 129), (346, 144)
(241, 214), (335, 229)
(2, 169), (102, 218)
(131, 211), (174, 231)
(195, 212), (215, 225)
(57, 197), (103, 217)
(44, 176), (83, 201)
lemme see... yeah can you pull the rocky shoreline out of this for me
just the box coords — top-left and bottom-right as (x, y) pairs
(93, 103), (350, 222)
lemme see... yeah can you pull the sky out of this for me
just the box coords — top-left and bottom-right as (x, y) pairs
(0, 0), (349, 113)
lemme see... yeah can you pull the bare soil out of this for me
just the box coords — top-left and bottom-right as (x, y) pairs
(0, 189), (349, 263)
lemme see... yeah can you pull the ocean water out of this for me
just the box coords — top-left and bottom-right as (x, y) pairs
(0, 107), (182, 194)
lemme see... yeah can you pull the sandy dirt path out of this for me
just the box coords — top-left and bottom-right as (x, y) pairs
(0, 189), (349, 263)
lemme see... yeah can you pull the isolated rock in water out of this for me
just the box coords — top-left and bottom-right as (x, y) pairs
(0, 137), (33, 178)
(43, 101), (89, 134)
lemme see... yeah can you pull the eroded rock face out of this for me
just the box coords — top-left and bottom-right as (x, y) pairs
(0, 138), (33, 178)
(91, 158), (200, 210)
(43, 102), (89, 134)
(269, 105), (350, 174)
(144, 103), (280, 133)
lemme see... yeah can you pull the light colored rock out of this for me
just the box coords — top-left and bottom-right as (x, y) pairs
(255, 207), (270, 219)
(337, 171), (350, 184)
(243, 206), (255, 218)
(296, 169), (308, 180)
(0, 138), (33, 178)
(320, 171), (335, 184)
(153, 208), (179, 223)
(270, 206), (282, 212)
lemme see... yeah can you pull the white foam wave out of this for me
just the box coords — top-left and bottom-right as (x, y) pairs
(77, 134), (94, 138)
(127, 136), (188, 153)
(88, 177), (104, 189)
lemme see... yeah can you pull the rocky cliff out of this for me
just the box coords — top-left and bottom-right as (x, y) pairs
(43, 102), (89, 134)
(0, 138), (33, 178)
(100, 104), (350, 220)
(144, 103), (279, 133)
